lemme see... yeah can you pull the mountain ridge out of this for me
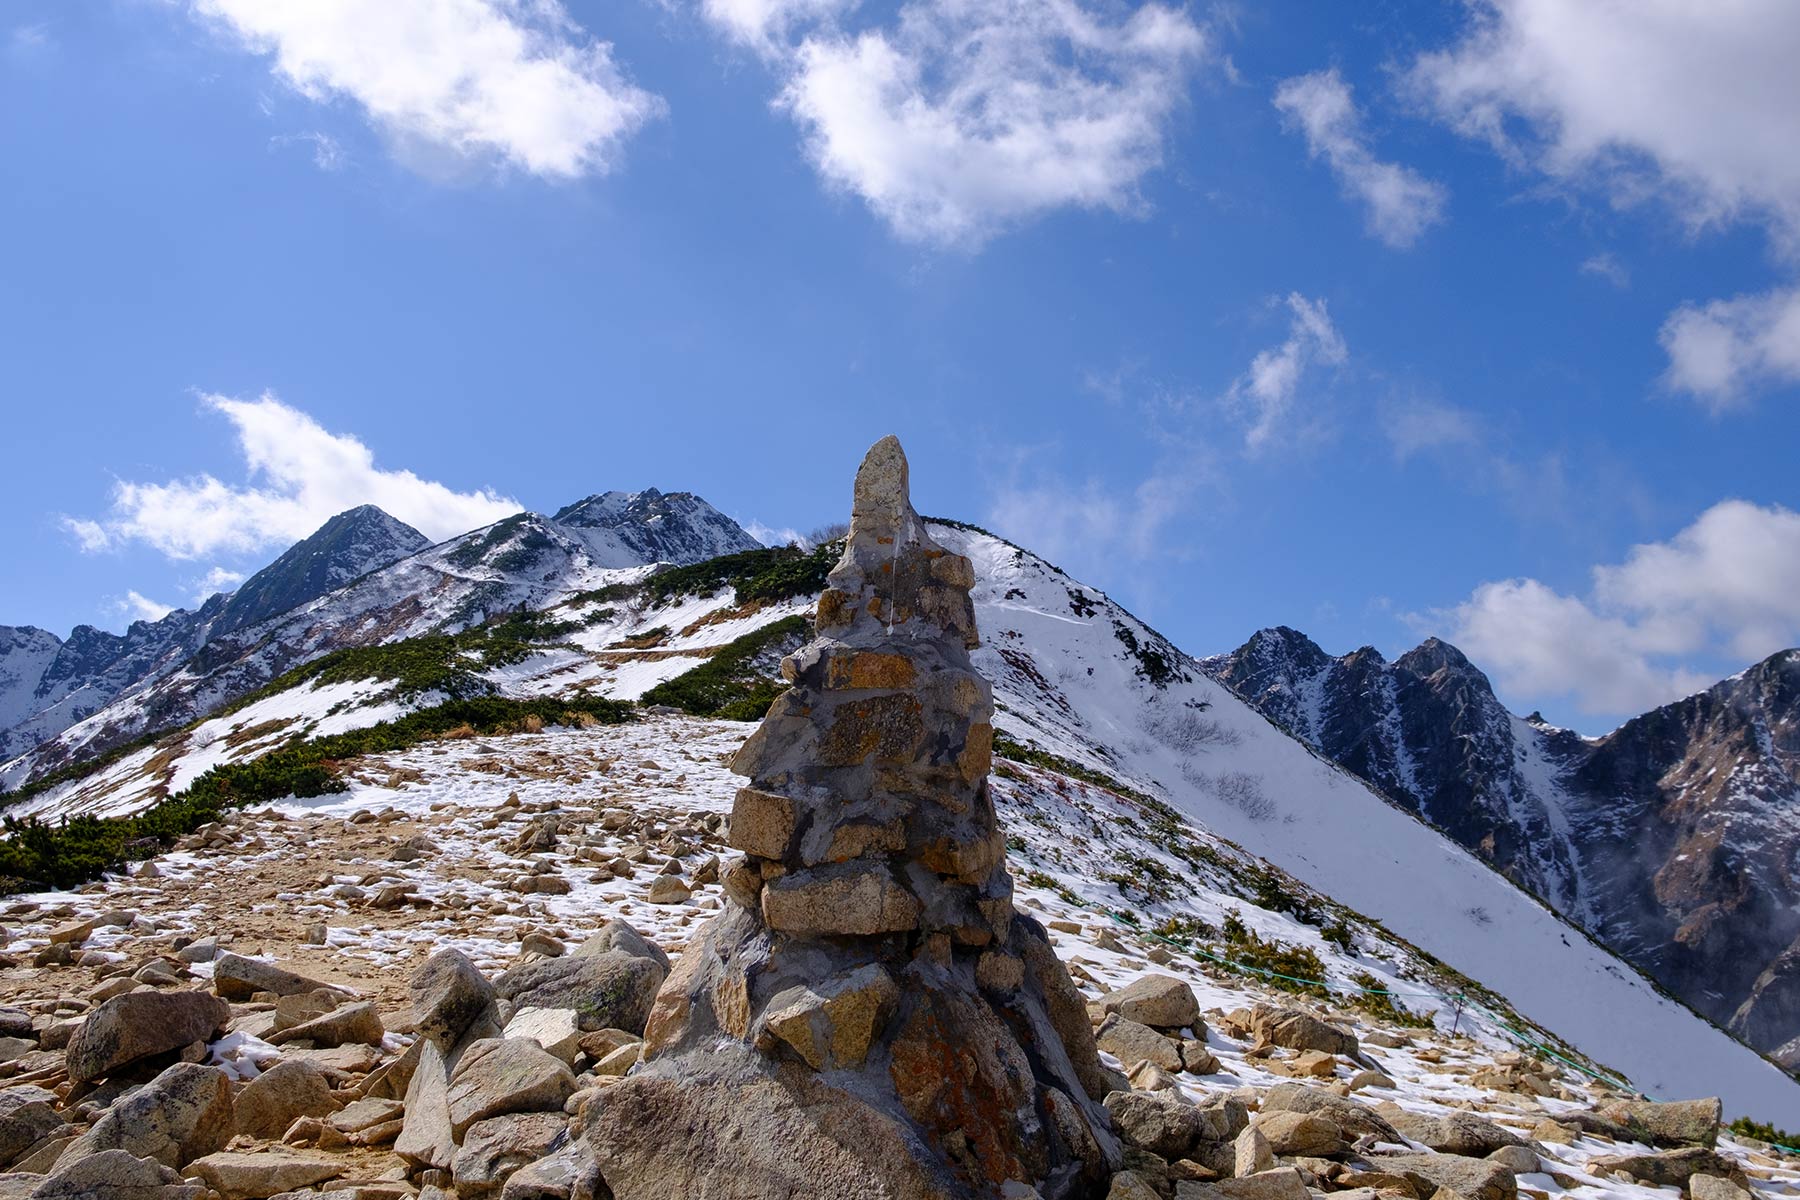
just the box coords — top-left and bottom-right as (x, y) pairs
(1204, 625), (1800, 1069)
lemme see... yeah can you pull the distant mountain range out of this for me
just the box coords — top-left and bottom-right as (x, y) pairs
(0, 489), (760, 779)
(1203, 627), (1800, 1067)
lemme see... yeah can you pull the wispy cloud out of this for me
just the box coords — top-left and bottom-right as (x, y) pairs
(1379, 395), (1479, 461)
(1579, 253), (1629, 288)
(1224, 293), (1347, 453)
(271, 130), (346, 171)
(67, 392), (520, 560)
(191, 0), (662, 179)
(1273, 68), (1446, 249)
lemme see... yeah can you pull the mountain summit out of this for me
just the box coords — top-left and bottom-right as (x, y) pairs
(551, 488), (763, 567)
(210, 505), (430, 638)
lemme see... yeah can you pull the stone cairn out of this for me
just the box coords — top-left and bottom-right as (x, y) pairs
(577, 436), (1119, 1198)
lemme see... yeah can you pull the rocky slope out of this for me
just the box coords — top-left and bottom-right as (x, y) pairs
(0, 492), (762, 787)
(1203, 630), (1800, 1065)
(0, 712), (1790, 1197)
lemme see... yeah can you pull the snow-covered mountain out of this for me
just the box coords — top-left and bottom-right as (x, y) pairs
(0, 506), (430, 765)
(208, 504), (431, 638)
(0, 491), (762, 785)
(1204, 626), (1800, 1068)
(8, 520), (1798, 1120)
(552, 487), (764, 566)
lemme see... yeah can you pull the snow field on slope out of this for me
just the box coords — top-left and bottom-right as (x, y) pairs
(938, 524), (1800, 1123)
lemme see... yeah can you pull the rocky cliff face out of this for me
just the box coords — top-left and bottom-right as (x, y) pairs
(1204, 629), (1800, 1062)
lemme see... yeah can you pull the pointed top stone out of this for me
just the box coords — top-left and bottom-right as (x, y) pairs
(849, 434), (912, 540)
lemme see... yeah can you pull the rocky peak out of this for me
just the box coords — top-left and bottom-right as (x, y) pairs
(550, 486), (761, 567)
(1395, 637), (1489, 688)
(212, 506), (430, 637)
(588, 435), (1118, 1198)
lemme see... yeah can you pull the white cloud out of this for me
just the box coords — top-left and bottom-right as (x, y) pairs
(68, 392), (521, 560)
(742, 519), (803, 548)
(192, 0), (662, 178)
(702, 0), (1209, 246)
(114, 591), (177, 625)
(1273, 69), (1446, 249)
(191, 566), (246, 601)
(702, 0), (852, 55)
(1409, 0), (1800, 404)
(1579, 252), (1629, 288)
(1224, 293), (1347, 453)
(1659, 284), (1800, 411)
(1438, 499), (1800, 717)
(1380, 396), (1479, 461)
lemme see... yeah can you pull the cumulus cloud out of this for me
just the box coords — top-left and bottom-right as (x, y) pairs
(67, 393), (521, 560)
(1273, 69), (1447, 248)
(192, 0), (662, 178)
(1659, 285), (1800, 410)
(1224, 294), (1347, 453)
(1409, 0), (1800, 404)
(700, 0), (1209, 246)
(1437, 500), (1800, 718)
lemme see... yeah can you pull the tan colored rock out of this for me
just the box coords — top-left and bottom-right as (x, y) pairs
(183, 1149), (343, 1198)
(65, 990), (230, 1082)
(232, 1060), (338, 1140)
(1104, 975), (1203, 1031)
(266, 1000), (383, 1048)
(1691, 1173), (1754, 1200)
(445, 1037), (577, 1138)
(452, 1111), (569, 1198)
(1235, 1125), (1274, 1177)
(1098, 1014), (1182, 1073)
(1595, 1096), (1722, 1149)
(211, 955), (338, 1002)
(761, 865), (921, 935)
(1253, 1110), (1346, 1157)
(58, 1062), (234, 1170)
(1214, 1167), (1311, 1200)
(1248, 1004), (1359, 1057)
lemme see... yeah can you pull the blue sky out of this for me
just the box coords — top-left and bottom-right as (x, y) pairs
(3, 0), (1799, 734)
